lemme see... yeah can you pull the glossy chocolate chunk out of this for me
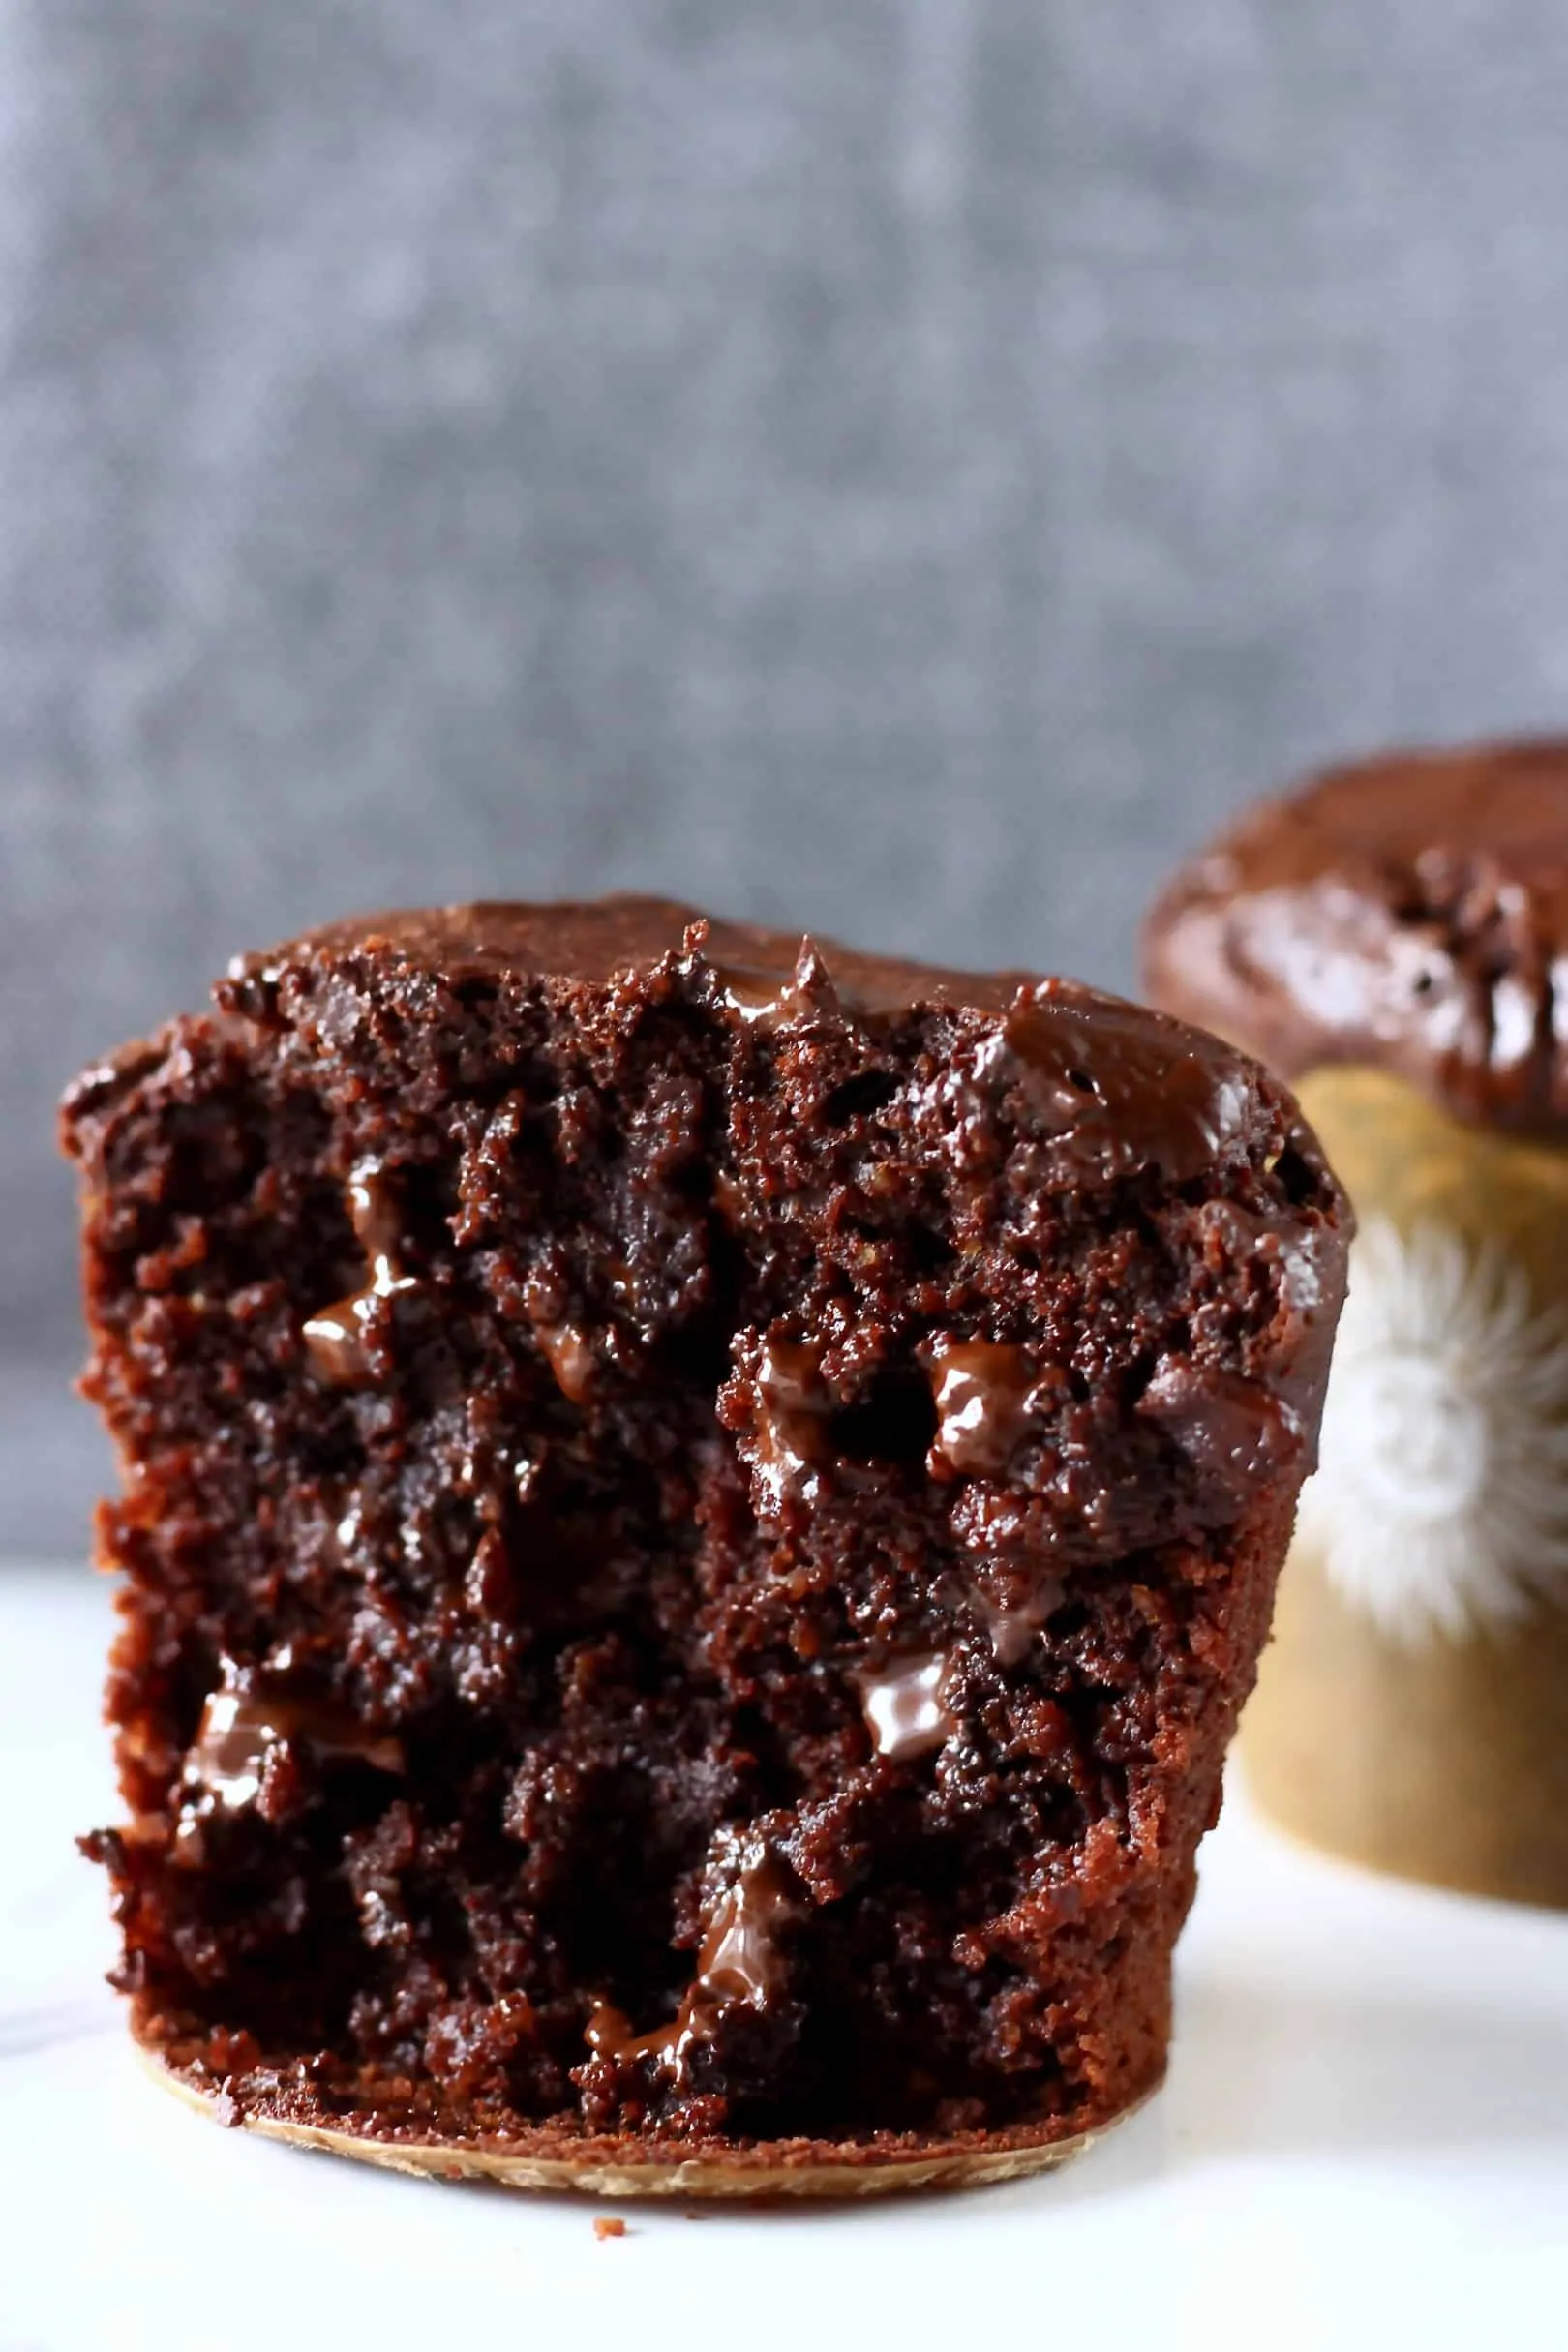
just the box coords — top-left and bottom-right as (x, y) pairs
(302, 1163), (422, 1387)
(857, 1654), (959, 1762)
(174, 1654), (403, 1860)
(925, 1341), (1048, 1479)
(584, 1851), (801, 2083)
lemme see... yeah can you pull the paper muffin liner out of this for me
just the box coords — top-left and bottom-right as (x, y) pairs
(1241, 1066), (1568, 1907)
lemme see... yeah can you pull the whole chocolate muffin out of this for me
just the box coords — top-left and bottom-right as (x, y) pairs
(1147, 741), (1568, 1907)
(65, 897), (1347, 2193)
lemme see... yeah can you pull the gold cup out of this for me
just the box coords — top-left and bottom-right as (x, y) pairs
(1242, 1065), (1568, 1907)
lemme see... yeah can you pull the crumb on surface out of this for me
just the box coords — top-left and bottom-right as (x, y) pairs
(593, 2216), (628, 2241)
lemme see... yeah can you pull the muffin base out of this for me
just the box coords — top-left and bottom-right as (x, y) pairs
(135, 2030), (1154, 2200)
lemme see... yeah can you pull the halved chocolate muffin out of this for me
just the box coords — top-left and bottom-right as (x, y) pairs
(64, 898), (1348, 2194)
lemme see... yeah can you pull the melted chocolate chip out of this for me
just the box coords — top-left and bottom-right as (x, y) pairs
(971, 1572), (1067, 1666)
(988, 987), (1249, 1185)
(746, 1337), (834, 1511)
(713, 942), (843, 1031)
(182, 1685), (274, 1819)
(174, 1655), (403, 1861)
(924, 1339), (1054, 1479)
(1136, 1356), (1303, 1504)
(714, 967), (792, 1023)
(520, 1266), (597, 1402)
(693, 1854), (798, 2007)
(302, 1163), (421, 1386)
(537, 1320), (596, 1404)
(584, 1850), (801, 2081)
(857, 1653), (958, 1763)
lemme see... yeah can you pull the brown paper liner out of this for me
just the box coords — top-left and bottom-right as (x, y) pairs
(1241, 1066), (1568, 1907)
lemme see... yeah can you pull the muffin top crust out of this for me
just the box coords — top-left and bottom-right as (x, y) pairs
(221, 891), (1283, 1192)
(1144, 739), (1568, 1131)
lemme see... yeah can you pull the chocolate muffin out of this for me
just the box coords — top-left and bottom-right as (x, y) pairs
(1146, 741), (1568, 1907)
(64, 897), (1347, 2193)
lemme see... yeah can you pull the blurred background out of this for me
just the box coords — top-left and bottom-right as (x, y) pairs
(10, 1), (1568, 1556)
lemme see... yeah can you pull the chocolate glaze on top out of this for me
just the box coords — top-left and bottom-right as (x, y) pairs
(230, 895), (1268, 1188)
(233, 895), (1033, 1014)
(1143, 739), (1568, 1131)
(711, 940), (846, 1031)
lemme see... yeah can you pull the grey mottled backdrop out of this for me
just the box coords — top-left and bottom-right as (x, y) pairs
(8, 0), (1568, 1553)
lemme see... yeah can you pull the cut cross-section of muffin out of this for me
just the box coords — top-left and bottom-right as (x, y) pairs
(64, 897), (1349, 2195)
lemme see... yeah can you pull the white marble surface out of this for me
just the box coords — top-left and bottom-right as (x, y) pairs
(3, 1562), (1566, 2352)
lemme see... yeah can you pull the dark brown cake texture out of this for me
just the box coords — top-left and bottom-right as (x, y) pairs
(64, 896), (1349, 2195)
